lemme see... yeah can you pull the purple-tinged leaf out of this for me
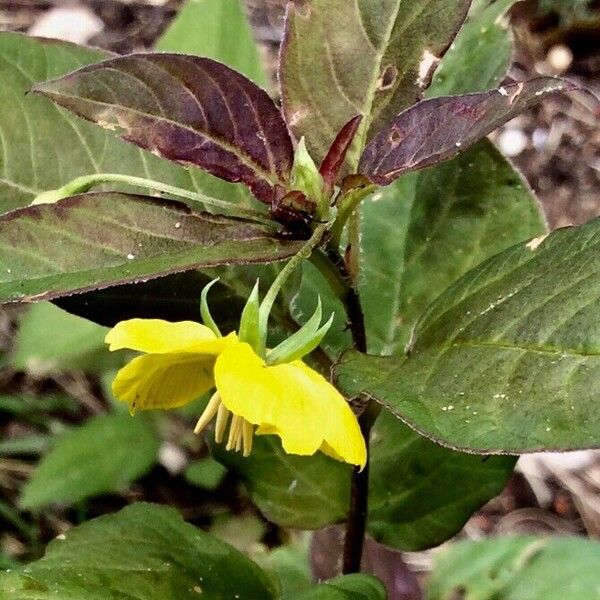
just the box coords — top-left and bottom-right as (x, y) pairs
(319, 115), (362, 191)
(0, 193), (303, 304)
(359, 77), (578, 185)
(33, 54), (294, 204)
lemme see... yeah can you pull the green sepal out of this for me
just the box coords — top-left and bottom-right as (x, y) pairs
(239, 280), (262, 351)
(200, 278), (222, 337)
(266, 299), (333, 365)
(291, 137), (326, 217)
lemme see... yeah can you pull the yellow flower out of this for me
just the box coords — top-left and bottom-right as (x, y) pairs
(106, 318), (366, 468)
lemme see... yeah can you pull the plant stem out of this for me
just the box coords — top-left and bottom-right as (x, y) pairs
(328, 210), (380, 575)
(32, 173), (272, 224)
(341, 270), (378, 575)
(266, 209), (377, 574)
(309, 249), (349, 304)
(342, 399), (380, 574)
(310, 247), (368, 353)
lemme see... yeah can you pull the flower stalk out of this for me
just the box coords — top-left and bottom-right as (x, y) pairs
(258, 221), (330, 355)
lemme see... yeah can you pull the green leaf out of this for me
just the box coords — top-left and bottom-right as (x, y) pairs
(0, 503), (278, 599)
(429, 0), (520, 96)
(156, 0), (267, 88)
(33, 53), (294, 206)
(368, 410), (515, 550)
(184, 456), (227, 490)
(360, 0), (546, 355)
(212, 435), (350, 529)
(0, 193), (303, 304)
(427, 536), (600, 600)
(11, 302), (117, 374)
(359, 174), (417, 354)
(0, 434), (50, 456)
(20, 413), (159, 509)
(361, 141), (546, 355)
(292, 574), (386, 600)
(213, 411), (513, 551)
(337, 217), (600, 454)
(0, 32), (248, 214)
(279, 0), (471, 168)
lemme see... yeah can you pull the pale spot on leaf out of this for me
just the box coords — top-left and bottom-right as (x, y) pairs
(526, 234), (549, 251)
(417, 49), (440, 88)
(287, 106), (309, 127)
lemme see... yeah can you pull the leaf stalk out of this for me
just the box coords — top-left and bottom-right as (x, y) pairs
(330, 185), (376, 250)
(32, 173), (272, 225)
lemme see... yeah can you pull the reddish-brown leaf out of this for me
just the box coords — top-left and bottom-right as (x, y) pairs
(319, 115), (363, 191)
(359, 77), (578, 185)
(33, 54), (294, 204)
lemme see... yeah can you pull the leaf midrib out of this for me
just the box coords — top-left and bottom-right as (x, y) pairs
(349, 0), (402, 170)
(420, 339), (600, 359)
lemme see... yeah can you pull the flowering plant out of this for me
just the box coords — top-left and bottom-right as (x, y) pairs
(1, 0), (599, 597)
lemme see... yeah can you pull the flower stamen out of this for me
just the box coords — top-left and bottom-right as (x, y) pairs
(242, 421), (254, 457)
(194, 393), (255, 455)
(235, 427), (244, 453)
(193, 391), (221, 435)
(226, 415), (243, 451)
(215, 402), (230, 443)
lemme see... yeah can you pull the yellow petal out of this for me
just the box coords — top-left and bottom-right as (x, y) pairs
(284, 360), (366, 469)
(112, 352), (215, 411)
(214, 342), (366, 467)
(106, 318), (234, 354)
